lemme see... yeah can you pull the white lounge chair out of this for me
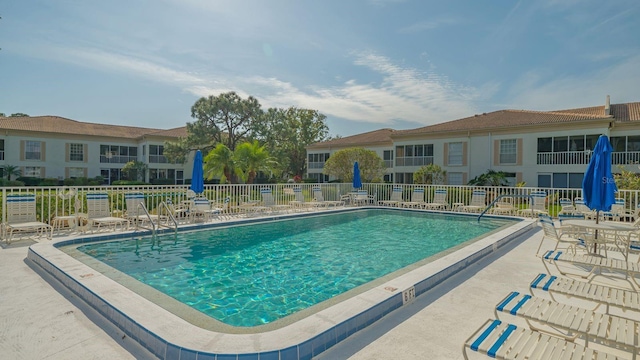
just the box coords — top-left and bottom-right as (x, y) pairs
(531, 273), (640, 314)
(125, 192), (161, 227)
(311, 187), (344, 207)
(86, 193), (129, 232)
(400, 188), (426, 209)
(3, 194), (53, 243)
(463, 318), (622, 360)
(259, 188), (292, 213)
(460, 190), (487, 213)
(602, 198), (634, 222)
(495, 291), (639, 358)
(378, 186), (403, 207)
(491, 197), (517, 215)
(289, 187), (315, 211)
(424, 189), (448, 210)
(518, 191), (548, 217)
(190, 196), (229, 222)
(542, 250), (640, 289)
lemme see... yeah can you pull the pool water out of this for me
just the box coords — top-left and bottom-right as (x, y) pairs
(76, 209), (514, 327)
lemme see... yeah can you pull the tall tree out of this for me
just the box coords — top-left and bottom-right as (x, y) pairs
(413, 164), (447, 184)
(121, 161), (148, 182)
(255, 107), (329, 178)
(203, 144), (237, 184)
(234, 140), (274, 184)
(322, 147), (386, 182)
(9, 113), (29, 117)
(189, 91), (263, 151)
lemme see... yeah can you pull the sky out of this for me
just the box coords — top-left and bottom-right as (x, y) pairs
(1, 0), (639, 137)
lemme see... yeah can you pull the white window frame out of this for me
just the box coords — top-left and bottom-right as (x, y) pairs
(69, 143), (84, 162)
(68, 167), (85, 178)
(23, 166), (41, 177)
(25, 141), (41, 160)
(448, 142), (463, 166)
(500, 139), (517, 164)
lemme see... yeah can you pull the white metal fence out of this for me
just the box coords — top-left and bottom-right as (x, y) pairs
(1, 183), (639, 226)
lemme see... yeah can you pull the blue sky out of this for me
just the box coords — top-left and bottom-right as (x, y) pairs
(1, 0), (639, 137)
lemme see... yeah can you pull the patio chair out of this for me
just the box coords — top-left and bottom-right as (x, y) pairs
(86, 192), (129, 232)
(125, 192), (161, 227)
(378, 186), (403, 207)
(517, 191), (548, 217)
(575, 197), (597, 220)
(536, 216), (583, 256)
(542, 250), (640, 289)
(259, 188), (292, 213)
(190, 196), (229, 222)
(460, 190), (487, 213)
(463, 318), (621, 360)
(602, 198), (634, 222)
(424, 188), (448, 210)
(311, 187), (344, 207)
(400, 187), (426, 209)
(289, 187), (315, 211)
(163, 198), (190, 222)
(557, 197), (578, 216)
(495, 291), (639, 358)
(3, 194), (53, 243)
(352, 190), (374, 206)
(490, 197), (516, 215)
(530, 273), (640, 314)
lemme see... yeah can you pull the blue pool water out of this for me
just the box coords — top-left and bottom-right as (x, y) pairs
(76, 209), (515, 327)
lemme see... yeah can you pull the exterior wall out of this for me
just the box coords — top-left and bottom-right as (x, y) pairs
(0, 131), (192, 184)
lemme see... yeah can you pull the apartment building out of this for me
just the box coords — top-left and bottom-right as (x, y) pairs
(0, 116), (191, 184)
(306, 96), (640, 188)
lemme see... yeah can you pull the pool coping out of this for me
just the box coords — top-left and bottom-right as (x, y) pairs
(28, 207), (537, 360)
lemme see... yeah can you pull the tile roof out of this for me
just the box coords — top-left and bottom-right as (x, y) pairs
(306, 128), (395, 150)
(393, 101), (640, 137)
(0, 116), (186, 139)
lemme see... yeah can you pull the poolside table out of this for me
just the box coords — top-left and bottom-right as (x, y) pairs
(562, 219), (638, 258)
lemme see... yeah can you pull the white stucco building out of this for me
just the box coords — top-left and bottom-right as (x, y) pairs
(0, 116), (192, 184)
(306, 96), (640, 188)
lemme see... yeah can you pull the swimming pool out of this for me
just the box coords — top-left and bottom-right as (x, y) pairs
(73, 209), (514, 327)
(28, 207), (536, 359)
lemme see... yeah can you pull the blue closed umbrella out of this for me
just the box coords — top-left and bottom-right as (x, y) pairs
(190, 150), (204, 195)
(353, 161), (362, 189)
(582, 135), (617, 215)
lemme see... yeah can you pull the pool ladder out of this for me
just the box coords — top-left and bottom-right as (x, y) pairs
(477, 194), (535, 222)
(133, 201), (178, 236)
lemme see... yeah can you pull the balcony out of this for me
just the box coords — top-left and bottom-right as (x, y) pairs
(537, 151), (640, 165)
(308, 162), (325, 170)
(100, 155), (138, 164)
(395, 156), (433, 167)
(149, 155), (174, 164)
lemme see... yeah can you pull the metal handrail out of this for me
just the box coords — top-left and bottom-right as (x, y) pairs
(477, 194), (535, 222)
(157, 201), (178, 235)
(134, 202), (156, 236)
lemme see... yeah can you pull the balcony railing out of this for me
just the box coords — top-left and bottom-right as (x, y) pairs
(537, 151), (640, 165)
(384, 160), (393, 168)
(149, 155), (174, 164)
(100, 155), (138, 164)
(307, 162), (325, 169)
(395, 156), (434, 167)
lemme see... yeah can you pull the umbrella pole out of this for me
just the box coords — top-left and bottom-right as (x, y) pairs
(594, 210), (599, 253)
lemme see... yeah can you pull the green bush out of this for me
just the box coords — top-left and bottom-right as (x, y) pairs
(16, 177), (41, 186)
(112, 180), (148, 185)
(150, 178), (175, 185)
(40, 178), (60, 186)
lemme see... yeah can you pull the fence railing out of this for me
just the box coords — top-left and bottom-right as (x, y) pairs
(1, 183), (639, 225)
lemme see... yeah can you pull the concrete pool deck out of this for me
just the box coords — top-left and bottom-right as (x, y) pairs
(2, 221), (635, 359)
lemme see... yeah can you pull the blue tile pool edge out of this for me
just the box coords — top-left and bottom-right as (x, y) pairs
(27, 211), (536, 359)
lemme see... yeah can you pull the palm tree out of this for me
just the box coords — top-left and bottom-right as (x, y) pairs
(234, 140), (275, 184)
(203, 144), (237, 184)
(1, 165), (21, 181)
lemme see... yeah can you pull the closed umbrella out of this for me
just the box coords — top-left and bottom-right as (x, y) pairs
(190, 150), (204, 195)
(353, 161), (362, 189)
(582, 135), (617, 251)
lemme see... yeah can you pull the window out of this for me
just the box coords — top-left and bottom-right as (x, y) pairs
(23, 166), (41, 177)
(448, 172), (463, 185)
(0, 139), (4, 161)
(499, 139), (517, 164)
(68, 167), (85, 178)
(553, 137), (568, 152)
(25, 141), (41, 160)
(448, 142), (463, 166)
(383, 150), (393, 160)
(69, 143), (84, 161)
(610, 137), (626, 152)
(538, 172), (583, 188)
(628, 136), (640, 151)
(100, 145), (137, 163)
(537, 138), (552, 153)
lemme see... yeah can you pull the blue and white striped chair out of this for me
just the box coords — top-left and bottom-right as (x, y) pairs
(378, 186), (403, 207)
(86, 192), (129, 232)
(400, 187), (426, 208)
(3, 194), (53, 243)
(518, 191), (548, 217)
